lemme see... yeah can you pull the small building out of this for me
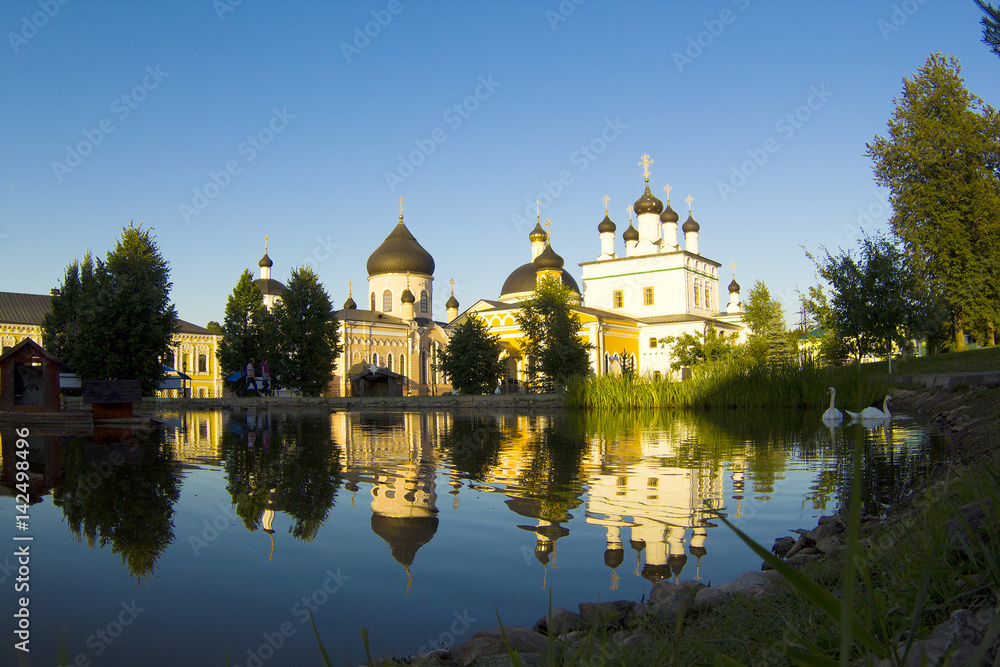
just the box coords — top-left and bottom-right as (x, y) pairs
(0, 338), (62, 412)
(349, 364), (405, 397)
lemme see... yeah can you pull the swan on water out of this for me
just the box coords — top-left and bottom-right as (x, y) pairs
(846, 395), (892, 421)
(822, 387), (843, 423)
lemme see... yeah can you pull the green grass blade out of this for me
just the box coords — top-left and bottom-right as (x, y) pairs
(308, 610), (333, 667)
(495, 608), (524, 667)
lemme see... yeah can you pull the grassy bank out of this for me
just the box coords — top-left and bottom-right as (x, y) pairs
(565, 359), (889, 412)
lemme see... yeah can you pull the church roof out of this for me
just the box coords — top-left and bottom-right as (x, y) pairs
(258, 252), (273, 268)
(335, 309), (407, 325)
(528, 221), (548, 242)
(445, 293), (459, 309)
(533, 244), (564, 271)
(633, 182), (664, 216)
(253, 277), (286, 296)
(499, 262), (579, 299)
(343, 296), (357, 309)
(367, 218), (435, 277)
(682, 213), (700, 233)
(622, 222), (639, 242)
(660, 203), (679, 224)
(598, 213), (616, 234)
(729, 278), (741, 293)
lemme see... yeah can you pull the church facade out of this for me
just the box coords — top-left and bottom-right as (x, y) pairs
(455, 155), (745, 382)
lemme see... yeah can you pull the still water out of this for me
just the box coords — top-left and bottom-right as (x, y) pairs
(1, 407), (944, 666)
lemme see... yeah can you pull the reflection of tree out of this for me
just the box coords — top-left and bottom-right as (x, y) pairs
(51, 429), (180, 581)
(442, 417), (503, 480)
(221, 412), (341, 543)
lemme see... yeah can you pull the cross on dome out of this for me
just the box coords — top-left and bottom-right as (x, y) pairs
(685, 195), (694, 211)
(638, 153), (653, 181)
(662, 183), (672, 201)
(398, 196), (405, 218)
(602, 194), (610, 212)
(543, 218), (552, 238)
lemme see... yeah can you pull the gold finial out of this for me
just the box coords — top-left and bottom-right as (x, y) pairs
(662, 183), (672, 202)
(398, 196), (405, 219)
(638, 153), (653, 181)
(730, 262), (736, 278)
(627, 205), (633, 223)
(449, 278), (455, 295)
(601, 195), (610, 212)
(543, 218), (552, 239)
(264, 235), (268, 253)
(405, 271), (410, 288)
(348, 280), (352, 297)
(685, 195), (694, 212)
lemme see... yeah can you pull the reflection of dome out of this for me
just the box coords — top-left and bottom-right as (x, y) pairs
(633, 183), (664, 215)
(367, 218), (435, 277)
(598, 214), (616, 234)
(689, 545), (707, 558)
(499, 263), (579, 299)
(669, 553), (688, 578)
(370, 514), (439, 569)
(604, 547), (624, 569)
(641, 563), (671, 583)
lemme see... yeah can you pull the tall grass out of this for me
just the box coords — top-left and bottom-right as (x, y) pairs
(565, 358), (889, 412)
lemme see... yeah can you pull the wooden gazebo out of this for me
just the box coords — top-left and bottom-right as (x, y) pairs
(0, 338), (62, 412)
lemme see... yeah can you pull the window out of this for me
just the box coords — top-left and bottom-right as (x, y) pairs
(198, 354), (207, 374)
(643, 286), (654, 306)
(370, 292), (376, 310)
(372, 353), (379, 367)
(420, 350), (427, 384)
(420, 290), (428, 313)
(399, 354), (405, 376)
(649, 338), (658, 349)
(612, 290), (623, 308)
(653, 370), (662, 381)
(383, 290), (392, 312)
(705, 285), (711, 310)
(694, 281), (700, 307)
(387, 354), (393, 372)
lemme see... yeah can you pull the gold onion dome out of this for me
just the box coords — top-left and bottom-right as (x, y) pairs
(598, 213), (616, 234)
(633, 183), (664, 216)
(401, 288), (415, 304)
(660, 203), (679, 224)
(528, 220), (548, 242)
(533, 244), (564, 271)
(623, 222), (639, 242)
(682, 213), (700, 233)
(445, 293), (459, 309)
(366, 217), (435, 277)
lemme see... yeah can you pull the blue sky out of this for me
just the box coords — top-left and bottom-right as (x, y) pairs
(2, 0), (997, 328)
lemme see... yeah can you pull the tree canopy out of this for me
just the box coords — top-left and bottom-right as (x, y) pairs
(660, 325), (737, 372)
(271, 266), (341, 397)
(867, 53), (1000, 349)
(515, 275), (592, 392)
(742, 280), (795, 366)
(977, 1), (1000, 58)
(217, 269), (274, 381)
(44, 224), (178, 395)
(435, 314), (505, 394)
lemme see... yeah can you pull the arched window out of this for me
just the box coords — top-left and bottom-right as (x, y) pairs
(387, 354), (393, 372)
(420, 350), (427, 384)
(694, 280), (700, 307)
(383, 290), (392, 312)
(399, 354), (405, 377)
(705, 285), (711, 310)
(420, 290), (428, 313)
(372, 352), (379, 367)
(198, 354), (208, 374)
(370, 292), (376, 310)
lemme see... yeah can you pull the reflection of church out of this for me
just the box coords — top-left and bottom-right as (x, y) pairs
(455, 154), (746, 380)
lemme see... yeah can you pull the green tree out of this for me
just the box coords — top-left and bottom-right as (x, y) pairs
(515, 276), (593, 392)
(272, 267), (341, 397)
(808, 234), (921, 371)
(867, 54), (1000, 350)
(217, 270), (273, 382)
(742, 280), (793, 366)
(977, 0), (1000, 58)
(660, 325), (737, 372)
(44, 224), (178, 395)
(802, 284), (850, 366)
(435, 314), (505, 394)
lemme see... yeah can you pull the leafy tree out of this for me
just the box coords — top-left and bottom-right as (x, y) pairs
(977, 0), (1000, 58)
(867, 54), (1000, 350)
(272, 267), (341, 396)
(515, 276), (593, 392)
(660, 325), (737, 372)
(742, 280), (794, 366)
(435, 314), (505, 394)
(808, 234), (921, 371)
(206, 321), (222, 334)
(44, 224), (178, 395)
(217, 270), (274, 382)
(802, 284), (850, 366)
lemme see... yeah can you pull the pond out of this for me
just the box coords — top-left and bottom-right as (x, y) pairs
(0, 407), (945, 666)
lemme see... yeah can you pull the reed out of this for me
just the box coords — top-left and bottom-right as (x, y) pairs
(565, 358), (889, 412)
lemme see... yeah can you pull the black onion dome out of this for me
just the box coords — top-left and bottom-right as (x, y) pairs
(533, 244), (564, 271)
(400, 288), (415, 304)
(259, 252), (273, 268)
(445, 293), (459, 309)
(729, 278), (741, 293)
(633, 183), (664, 215)
(623, 223), (639, 242)
(660, 203), (679, 224)
(500, 263), (580, 298)
(682, 214), (700, 233)
(366, 219), (435, 277)
(598, 214), (616, 234)
(529, 221), (548, 242)
(641, 563), (671, 583)
(343, 296), (357, 309)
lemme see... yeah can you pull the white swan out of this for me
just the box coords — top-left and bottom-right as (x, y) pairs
(822, 387), (843, 423)
(846, 395), (892, 422)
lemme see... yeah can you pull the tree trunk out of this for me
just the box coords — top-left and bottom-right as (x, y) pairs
(987, 321), (996, 347)
(954, 313), (967, 351)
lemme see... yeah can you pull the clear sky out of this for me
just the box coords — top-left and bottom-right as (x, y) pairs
(2, 0), (997, 328)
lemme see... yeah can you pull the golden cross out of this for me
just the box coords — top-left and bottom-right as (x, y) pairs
(662, 183), (672, 201)
(535, 200), (541, 221)
(449, 278), (455, 295)
(601, 195), (610, 212)
(730, 262), (736, 278)
(264, 235), (268, 252)
(348, 280), (352, 296)
(638, 153), (653, 180)
(398, 196), (405, 217)
(627, 205), (633, 222)
(685, 195), (694, 211)
(543, 218), (552, 237)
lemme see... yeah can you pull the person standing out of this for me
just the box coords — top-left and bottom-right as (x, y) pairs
(261, 357), (271, 397)
(246, 357), (259, 395)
